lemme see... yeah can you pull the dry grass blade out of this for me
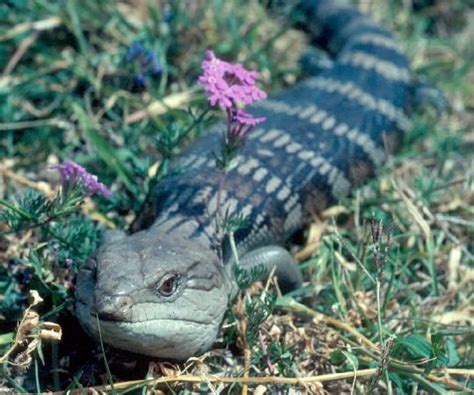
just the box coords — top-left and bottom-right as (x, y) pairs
(0, 16), (62, 41)
(125, 89), (197, 124)
(52, 369), (379, 394)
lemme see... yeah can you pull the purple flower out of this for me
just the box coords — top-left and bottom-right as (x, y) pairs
(126, 40), (163, 90)
(233, 109), (266, 127)
(50, 160), (112, 198)
(228, 109), (266, 141)
(198, 50), (267, 110)
(133, 73), (146, 88)
(127, 40), (144, 61)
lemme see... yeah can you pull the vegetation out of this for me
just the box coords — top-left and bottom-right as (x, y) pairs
(0, 0), (472, 393)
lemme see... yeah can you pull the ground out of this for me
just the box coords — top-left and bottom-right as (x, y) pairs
(0, 0), (472, 393)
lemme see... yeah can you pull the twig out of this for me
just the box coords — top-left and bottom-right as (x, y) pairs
(0, 167), (53, 196)
(403, 372), (445, 394)
(435, 214), (474, 227)
(242, 348), (250, 395)
(228, 231), (240, 267)
(357, 343), (472, 393)
(96, 316), (116, 394)
(0, 118), (70, 131)
(52, 368), (379, 394)
(2, 31), (40, 76)
(0, 16), (62, 41)
(439, 368), (474, 376)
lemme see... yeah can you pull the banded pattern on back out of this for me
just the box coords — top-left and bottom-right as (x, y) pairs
(152, 0), (411, 257)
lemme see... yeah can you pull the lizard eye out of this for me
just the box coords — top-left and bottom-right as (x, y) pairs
(158, 273), (180, 297)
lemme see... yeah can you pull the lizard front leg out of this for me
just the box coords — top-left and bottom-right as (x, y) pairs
(238, 246), (303, 293)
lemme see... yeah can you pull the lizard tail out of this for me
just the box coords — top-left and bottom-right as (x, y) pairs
(297, 0), (413, 151)
(297, 0), (403, 57)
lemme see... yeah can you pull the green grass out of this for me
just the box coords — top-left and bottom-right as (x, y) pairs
(1, 0), (473, 393)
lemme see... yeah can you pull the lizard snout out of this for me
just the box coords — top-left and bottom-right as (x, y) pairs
(91, 294), (133, 322)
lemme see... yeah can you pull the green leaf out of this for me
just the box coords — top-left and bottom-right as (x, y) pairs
(341, 351), (359, 370)
(429, 333), (448, 371)
(392, 334), (432, 360)
(446, 337), (460, 367)
(36, 340), (45, 365)
(72, 103), (136, 194)
(0, 332), (14, 346)
(432, 332), (460, 368)
(29, 251), (46, 280)
(330, 350), (359, 370)
(330, 349), (346, 365)
(387, 372), (405, 392)
(275, 295), (298, 308)
(392, 333), (454, 374)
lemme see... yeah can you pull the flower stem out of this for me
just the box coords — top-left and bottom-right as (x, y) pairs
(0, 199), (34, 221)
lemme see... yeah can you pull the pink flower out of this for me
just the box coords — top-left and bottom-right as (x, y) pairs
(228, 109), (266, 141)
(233, 109), (266, 127)
(198, 50), (267, 110)
(50, 160), (112, 198)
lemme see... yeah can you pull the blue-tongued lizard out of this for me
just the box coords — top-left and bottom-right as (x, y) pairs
(76, 0), (415, 359)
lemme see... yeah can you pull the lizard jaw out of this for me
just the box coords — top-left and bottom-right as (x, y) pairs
(76, 297), (221, 359)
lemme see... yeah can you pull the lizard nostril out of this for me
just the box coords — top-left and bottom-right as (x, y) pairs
(117, 297), (131, 310)
(92, 295), (133, 322)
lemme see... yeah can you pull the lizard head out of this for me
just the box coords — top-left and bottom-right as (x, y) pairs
(75, 227), (231, 360)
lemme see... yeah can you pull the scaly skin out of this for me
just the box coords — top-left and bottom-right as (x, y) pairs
(76, 0), (413, 359)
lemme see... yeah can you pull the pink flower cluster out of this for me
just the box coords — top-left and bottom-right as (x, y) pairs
(51, 160), (112, 198)
(198, 50), (267, 144)
(198, 50), (267, 110)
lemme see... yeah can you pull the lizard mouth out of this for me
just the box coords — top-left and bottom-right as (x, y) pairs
(77, 298), (216, 327)
(91, 311), (215, 326)
(77, 307), (220, 359)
